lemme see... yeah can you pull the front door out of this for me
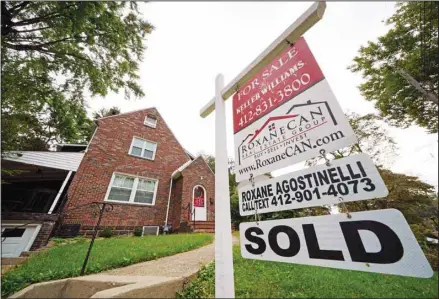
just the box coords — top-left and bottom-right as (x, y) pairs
(192, 186), (207, 221)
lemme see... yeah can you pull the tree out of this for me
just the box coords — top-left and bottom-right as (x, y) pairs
(349, 2), (438, 133)
(307, 112), (397, 167)
(92, 106), (121, 119)
(1, 2), (153, 151)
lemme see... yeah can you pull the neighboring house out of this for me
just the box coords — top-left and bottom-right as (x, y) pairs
(1, 146), (83, 257)
(1, 107), (215, 257)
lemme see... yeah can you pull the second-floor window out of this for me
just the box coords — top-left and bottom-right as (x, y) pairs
(129, 137), (157, 160)
(144, 115), (157, 128)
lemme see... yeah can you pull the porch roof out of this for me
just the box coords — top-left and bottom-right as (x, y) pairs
(3, 151), (84, 172)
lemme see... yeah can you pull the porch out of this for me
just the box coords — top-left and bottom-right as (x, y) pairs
(1, 151), (83, 257)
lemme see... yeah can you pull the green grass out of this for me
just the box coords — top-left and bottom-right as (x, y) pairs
(1, 233), (213, 298)
(179, 245), (438, 298)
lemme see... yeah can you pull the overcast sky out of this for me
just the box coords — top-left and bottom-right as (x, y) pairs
(88, 2), (438, 190)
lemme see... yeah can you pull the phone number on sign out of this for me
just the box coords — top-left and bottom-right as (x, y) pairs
(241, 178), (376, 212)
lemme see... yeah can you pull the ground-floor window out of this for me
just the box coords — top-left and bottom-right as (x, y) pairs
(105, 173), (158, 205)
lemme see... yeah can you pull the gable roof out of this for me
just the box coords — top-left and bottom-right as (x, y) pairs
(171, 155), (214, 179)
(2, 151), (84, 171)
(94, 107), (194, 162)
(95, 106), (157, 121)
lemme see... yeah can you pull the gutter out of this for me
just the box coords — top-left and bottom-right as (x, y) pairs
(164, 176), (174, 228)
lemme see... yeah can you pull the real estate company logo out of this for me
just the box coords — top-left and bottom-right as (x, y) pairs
(236, 100), (338, 166)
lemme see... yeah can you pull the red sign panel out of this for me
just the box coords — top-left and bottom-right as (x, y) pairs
(232, 37), (324, 133)
(194, 186), (205, 207)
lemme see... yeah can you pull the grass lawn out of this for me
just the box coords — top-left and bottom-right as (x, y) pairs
(179, 245), (438, 298)
(1, 233), (213, 298)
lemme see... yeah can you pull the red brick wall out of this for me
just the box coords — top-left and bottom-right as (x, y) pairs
(169, 177), (183, 230)
(179, 157), (215, 223)
(30, 221), (55, 251)
(64, 108), (191, 232)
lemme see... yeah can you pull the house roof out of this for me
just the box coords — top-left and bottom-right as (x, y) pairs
(171, 158), (196, 178)
(2, 151), (84, 171)
(171, 155), (214, 179)
(95, 107), (156, 121)
(184, 149), (195, 160)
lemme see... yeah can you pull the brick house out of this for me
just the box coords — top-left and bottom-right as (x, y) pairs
(1, 107), (215, 257)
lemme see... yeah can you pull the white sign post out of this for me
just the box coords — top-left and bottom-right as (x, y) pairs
(240, 209), (433, 278)
(214, 74), (235, 298)
(238, 153), (389, 216)
(200, 2), (327, 298)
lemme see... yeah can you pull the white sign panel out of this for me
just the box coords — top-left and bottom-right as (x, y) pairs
(239, 154), (388, 216)
(240, 209), (433, 278)
(234, 79), (357, 182)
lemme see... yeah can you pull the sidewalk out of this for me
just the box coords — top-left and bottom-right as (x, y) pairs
(11, 235), (239, 298)
(103, 235), (239, 277)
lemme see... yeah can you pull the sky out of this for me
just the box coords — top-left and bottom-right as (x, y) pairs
(87, 2), (438, 190)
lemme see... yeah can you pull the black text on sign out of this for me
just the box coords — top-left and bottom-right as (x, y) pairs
(239, 209), (433, 278)
(239, 154), (388, 216)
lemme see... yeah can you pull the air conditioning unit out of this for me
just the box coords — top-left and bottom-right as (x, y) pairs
(142, 226), (159, 236)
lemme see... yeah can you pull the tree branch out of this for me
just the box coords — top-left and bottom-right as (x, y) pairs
(10, 4), (76, 27)
(9, 2), (30, 17)
(5, 36), (84, 51)
(394, 66), (438, 104)
(15, 26), (52, 34)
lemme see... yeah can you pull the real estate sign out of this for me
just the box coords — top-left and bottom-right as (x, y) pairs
(233, 37), (357, 182)
(239, 209), (433, 278)
(238, 154), (388, 216)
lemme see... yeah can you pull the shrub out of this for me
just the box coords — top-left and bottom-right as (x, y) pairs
(134, 227), (143, 237)
(100, 227), (113, 238)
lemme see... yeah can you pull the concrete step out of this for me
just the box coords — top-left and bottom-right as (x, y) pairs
(9, 275), (185, 298)
(2, 257), (28, 265)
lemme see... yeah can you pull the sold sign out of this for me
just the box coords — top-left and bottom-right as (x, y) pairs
(240, 209), (433, 278)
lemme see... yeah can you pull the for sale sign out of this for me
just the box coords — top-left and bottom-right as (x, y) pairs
(233, 38), (357, 182)
(240, 209), (433, 278)
(233, 37), (324, 133)
(238, 154), (388, 216)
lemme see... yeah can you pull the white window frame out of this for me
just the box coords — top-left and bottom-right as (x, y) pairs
(144, 115), (157, 128)
(104, 172), (159, 206)
(129, 137), (158, 161)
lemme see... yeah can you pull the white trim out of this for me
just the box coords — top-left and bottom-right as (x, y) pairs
(104, 172), (159, 206)
(48, 171), (73, 214)
(144, 115), (157, 128)
(129, 136), (158, 161)
(171, 155), (215, 179)
(164, 177), (173, 226)
(24, 224), (42, 252)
